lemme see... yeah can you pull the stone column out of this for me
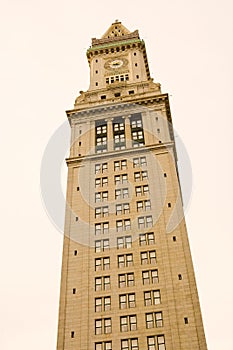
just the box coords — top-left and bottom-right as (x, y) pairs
(123, 115), (132, 149)
(106, 118), (114, 152)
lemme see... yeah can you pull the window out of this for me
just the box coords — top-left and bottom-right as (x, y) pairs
(95, 178), (101, 188)
(114, 159), (127, 171)
(115, 174), (128, 184)
(106, 73), (129, 84)
(95, 297), (111, 312)
(140, 250), (156, 264)
(141, 251), (148, 265)
(120, 315), (137, 332)
(95, 318), (111, 334)
(95, 257), (110, 271)
(95, 163), (108, 174)
(95, 277), (102, 291)
(95, 341), (112, 350)
(144, 290), (161, 306)
(119, 293), (136, 309)
(102, 206), (109, 217)
(116, 219), (131, 232)
(131, 119), (142, 128)
(95, 239), (109, 252)
(95, 319), (102, 334)
(117, 236), (132, 249)
(102, 177), (108, 186)
(118, 254), (133, 268)
(121, 338), (139, 350)
(139, 232), (155, 245)
(102, 191), (108, 202)
(95, 222), (109, 235)
(95, 192), (101, 202)
(145, 200), (151, 211)
(96, 125), (107, 134)
(149, 250), (156, 263)
(116, 203), (130, 215)
(95, 297), (102, 312)
(137, 200), (151, 212)
(135, 185), (149, 197)
(104, 296), (111, 311)
(115, 188), (129, 200)
(134, 172), (141, 182)
(103, 258), (109, 272)
(157, 335), (166, 350)
(138, 216), (153, 229)
(118, 273), (134, 288)
(123, 188), (129, 198)
(146, 312), (163, 328)
(135, 186), (142, 197)
(95, 258), (102, 271)
(71, 331), (75, 338)
(95, 207), (101, 218)
(104, 276), (110, 290)
(95, 191), (108, 202)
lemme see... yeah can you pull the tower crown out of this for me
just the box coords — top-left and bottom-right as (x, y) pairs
(86, 21), (151, 92)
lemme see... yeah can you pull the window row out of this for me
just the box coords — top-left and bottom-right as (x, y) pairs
(95, 252), (158, 270)
(94, 336), (166, 350)
(95, 293), (136, 312)
(106, 74), (129, 84)
(95, 174), (148, 189)
(95, 199), (151, 213)
(95, 311), (163, 335)
(94, 230), (155, 248)
(95, 273), (159, 290)
(94, 156), (147, 175)
(94, 240), (155, 255)
(95, 187), (149, 203)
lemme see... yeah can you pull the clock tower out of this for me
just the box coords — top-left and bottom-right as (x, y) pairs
(57, 21), (207, 350)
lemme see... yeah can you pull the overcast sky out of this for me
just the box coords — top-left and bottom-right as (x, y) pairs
(1, 0), (233, 349)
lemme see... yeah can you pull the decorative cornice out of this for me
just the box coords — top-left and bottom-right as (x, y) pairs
(86, 38), (143, 54)
(66, 142), (174, 165)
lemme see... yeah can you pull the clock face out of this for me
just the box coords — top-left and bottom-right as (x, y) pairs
(109, 59), (123, 69)
(104, 57), (128, 70)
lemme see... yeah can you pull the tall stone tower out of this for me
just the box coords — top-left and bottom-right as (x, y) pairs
(57, 21), (207, 350)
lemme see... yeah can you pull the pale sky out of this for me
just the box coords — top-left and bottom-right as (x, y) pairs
(1, 0), (233, 349)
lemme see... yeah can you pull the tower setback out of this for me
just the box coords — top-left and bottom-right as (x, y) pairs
(57, 21), (207, 350)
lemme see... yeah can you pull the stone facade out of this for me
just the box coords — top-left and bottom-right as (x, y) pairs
(57, 21), (207, 350)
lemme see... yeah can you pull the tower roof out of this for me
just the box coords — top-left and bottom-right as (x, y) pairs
(101, 20), (131, 39)
(91, 20), (140, 47)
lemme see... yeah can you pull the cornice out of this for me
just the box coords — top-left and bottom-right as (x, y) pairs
(66, 142), (175, 166)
